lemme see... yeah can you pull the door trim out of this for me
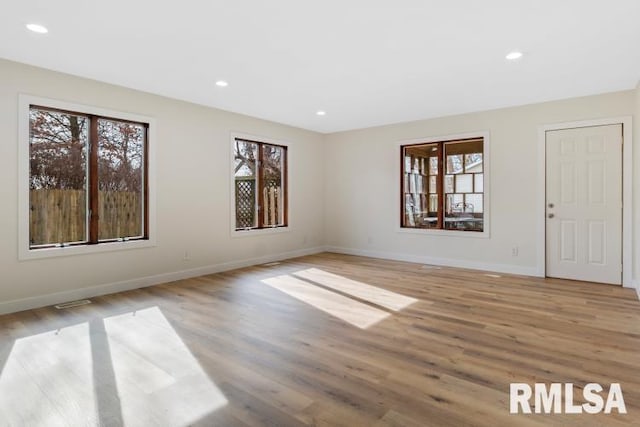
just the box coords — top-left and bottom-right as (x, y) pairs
(537, 116), (633, 287)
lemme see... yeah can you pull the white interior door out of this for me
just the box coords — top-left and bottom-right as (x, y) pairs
(545, 124), (622, 285)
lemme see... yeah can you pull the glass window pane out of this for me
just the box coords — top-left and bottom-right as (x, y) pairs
(444, 175), (454, 193)
(29, 108), (88, 246)
(97, 119), (145, 241)
(466, 194), (483, 213)
(403, 155), (411, 173)
(429, 176), (437, 194)
(412, 158), (420, 173)
(235, 140), (258, 229)
(404, 194), (416, 227)
(262, 144), (285, 226)
(465, 153), (483, 173)
(428, 194), (438, 213)
(445, 194), (464, 214)
(235, 140), (258, 178)
(445, 194), (482, 231)
(429, 157), (438, 175)
(455, 174), (473, 193)
(475, 174), (484, 192)
(446, 155), (463, 174)
(403, 193), (437, 229)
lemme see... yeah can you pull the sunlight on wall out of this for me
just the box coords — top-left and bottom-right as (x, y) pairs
(0, 307), (227, 426)
(262, 274), (390, 329)
(293, 268), (418, 311)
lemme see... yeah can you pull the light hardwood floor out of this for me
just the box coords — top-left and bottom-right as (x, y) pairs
(0, 253), (639, 426)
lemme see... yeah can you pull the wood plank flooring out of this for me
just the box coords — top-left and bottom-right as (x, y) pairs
(0, 252), (639, 426)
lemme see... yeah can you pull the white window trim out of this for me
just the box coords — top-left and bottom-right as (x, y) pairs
(229, 132), (290, 238)
(18, 94), (157, 261)
(395, 130), (491, 239)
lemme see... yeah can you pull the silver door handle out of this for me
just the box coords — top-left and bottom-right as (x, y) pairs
(548, 213), (555, 219)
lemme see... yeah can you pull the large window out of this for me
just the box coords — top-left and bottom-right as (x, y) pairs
(28, 105), (149, 248)
(402, 137), (485, 232)
(234, 138), (287, 230)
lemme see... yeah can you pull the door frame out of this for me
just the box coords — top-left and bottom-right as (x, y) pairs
(536, 116), (633, 287)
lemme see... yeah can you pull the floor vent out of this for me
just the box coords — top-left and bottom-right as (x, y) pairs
(262, 261), (282, 267)
(484, 274), (502, 278)
(54, 299), (92, 309)
(422, 265), (442, 270)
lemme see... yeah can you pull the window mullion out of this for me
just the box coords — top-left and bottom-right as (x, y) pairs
(282, 148), (288, 226)
(88, 116), (99, 243)
(143, 124), (149, 239)
(257, 143), (265, 229)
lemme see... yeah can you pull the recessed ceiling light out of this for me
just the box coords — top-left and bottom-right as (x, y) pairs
(26, 23), (48, 34)
(215, 80), (228, 87)
(505, 51), (523, 60)
(316, 111), (326, 116)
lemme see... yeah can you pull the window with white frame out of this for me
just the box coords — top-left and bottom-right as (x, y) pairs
(19, 96), (155, 258)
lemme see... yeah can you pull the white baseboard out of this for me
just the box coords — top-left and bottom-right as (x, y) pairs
(0, 246), (327, 315)
(325, 246), (540, 277)
(3, 245), (631, 315)
(634, 280), (640, 300)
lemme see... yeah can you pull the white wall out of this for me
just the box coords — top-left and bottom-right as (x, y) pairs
(324, 91), (636, 278)
(0, 59), (325, 313)
(2, 58), (638, 313)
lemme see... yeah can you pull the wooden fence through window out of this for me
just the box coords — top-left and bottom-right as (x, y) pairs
(235, 178), (283, 229)
(29, 189), (142, 245)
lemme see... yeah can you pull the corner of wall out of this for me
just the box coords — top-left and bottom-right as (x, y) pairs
(320, 132), (329, 249)
(635, 80), (640, 291)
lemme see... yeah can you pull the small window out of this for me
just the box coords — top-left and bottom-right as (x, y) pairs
(401, 137), (485, 232)
(28, 105), (149, 248)
(234, 138), (287, 230)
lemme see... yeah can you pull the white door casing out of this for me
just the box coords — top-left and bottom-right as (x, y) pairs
(545, 124), (622, 285)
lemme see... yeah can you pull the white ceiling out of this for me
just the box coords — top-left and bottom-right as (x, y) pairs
(2, 1), (640, 133)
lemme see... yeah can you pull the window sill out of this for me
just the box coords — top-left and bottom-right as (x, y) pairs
(19, 239), (156, 261)
(396, 227), (489, 239)
(231, 226), (290, 238)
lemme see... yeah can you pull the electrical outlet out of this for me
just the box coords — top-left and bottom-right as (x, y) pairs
(183, 250), (190, 261)
(512, 246), (519, 257)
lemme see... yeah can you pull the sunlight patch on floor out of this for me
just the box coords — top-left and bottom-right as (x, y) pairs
(293, 268), (418, 311)
(0, 322), (98, 426)
(262, 274), (390, 329)
(103, 306), (227, 426)
(0, 307), (227, 427)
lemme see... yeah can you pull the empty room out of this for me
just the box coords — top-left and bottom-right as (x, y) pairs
(1, 1), (640, 426)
